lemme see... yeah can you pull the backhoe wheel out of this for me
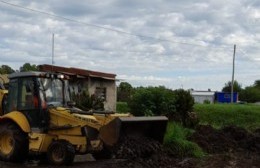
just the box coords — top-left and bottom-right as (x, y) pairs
(0, 122), (29, 162)
(47, 140), (75, 166)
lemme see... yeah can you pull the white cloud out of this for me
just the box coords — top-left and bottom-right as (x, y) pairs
(0, 0), (259, 90)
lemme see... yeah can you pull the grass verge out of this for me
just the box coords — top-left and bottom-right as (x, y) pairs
(194, 104), (260, 131)
(164, 122), (204, 158)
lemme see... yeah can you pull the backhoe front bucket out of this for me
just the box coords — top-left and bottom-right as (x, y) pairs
(99, 116), (168, 147)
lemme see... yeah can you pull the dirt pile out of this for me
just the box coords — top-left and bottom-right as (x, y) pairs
(113, 136), (162, 159)
(109, 125), (260, 168)
(189, 125), (260, 154)
(111, 136), (195, 168)
(187, 125), (260, 168)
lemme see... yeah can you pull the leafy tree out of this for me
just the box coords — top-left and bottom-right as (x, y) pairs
(254, 80), (260, 89)
(0, 65), (15, 74)
(239, 80), (260, 103)
(19, 63), (38, 72)
(117, 82), (133, 102)
(240, 86), (260, 103)
(128, 86), (176, 117)
(71, 90), (104, 111)
(174, 89), (194, 127)
(222, 80), (242, 93)
(128, 87), (196, 127)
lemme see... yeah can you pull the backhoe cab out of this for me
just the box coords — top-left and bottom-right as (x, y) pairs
(4, 72), (70, 129)
(0, 71), (168, 165)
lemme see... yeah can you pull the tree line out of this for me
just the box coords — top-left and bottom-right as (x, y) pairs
(222, 80), (260, 103)
(0, 63), (38, 74)
(118, 80), (260, 113)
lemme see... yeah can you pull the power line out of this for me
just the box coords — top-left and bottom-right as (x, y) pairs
(82, 45), (231, 56)
(0, 0), (227, 49)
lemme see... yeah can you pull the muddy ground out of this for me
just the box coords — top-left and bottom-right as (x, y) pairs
(189, 125), (260, 168)
(0, 125), (259, 168)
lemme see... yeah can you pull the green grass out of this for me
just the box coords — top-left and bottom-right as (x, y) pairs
(164, 122), (204, 158)
(116, 102), (130, 113)
(194, 104), (260, 131)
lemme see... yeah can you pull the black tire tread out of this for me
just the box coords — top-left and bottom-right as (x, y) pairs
(0, 121), (29, 162)
(47, 140), (75, 166)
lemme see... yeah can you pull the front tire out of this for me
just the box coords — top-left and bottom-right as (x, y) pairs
(47, 140), (75, 166)
(0, 121), (29, 162)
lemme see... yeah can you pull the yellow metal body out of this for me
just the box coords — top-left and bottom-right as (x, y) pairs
(93, 113), (131, 127)
(0, 111), (30, 133)
(49, 107), (103, 130)
(29, 133), (55, 152)
(48, 107), (130, 131)
(44, 108), (129, 153)
(27, 107), (127, 153)
(0, 107), (132, 154)
(0, 107), (166, 156)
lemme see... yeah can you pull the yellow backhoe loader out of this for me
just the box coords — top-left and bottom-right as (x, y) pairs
(0, 71), (168, 165)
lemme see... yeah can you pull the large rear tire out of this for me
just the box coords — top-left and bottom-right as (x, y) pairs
(47, 140), (75, 166)
(0, 121), (29, 162)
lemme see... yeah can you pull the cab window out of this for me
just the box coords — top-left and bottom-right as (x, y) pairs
(18, 78), (38, 110)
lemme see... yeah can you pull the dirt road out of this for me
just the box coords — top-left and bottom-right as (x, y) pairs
(0, 156), (127, 168)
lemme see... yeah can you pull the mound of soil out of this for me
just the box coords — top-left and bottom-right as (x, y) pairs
(113, 136), (162, 159)
(109, 125), (260, 168)
(189, 125), (260, 154)
(111, 136), (195, 168)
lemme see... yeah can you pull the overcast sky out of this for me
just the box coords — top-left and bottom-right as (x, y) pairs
(0, 0), (259, 90)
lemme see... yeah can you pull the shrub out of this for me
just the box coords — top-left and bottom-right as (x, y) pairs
(117, 82), (133, 102)
(203, 99), (211, 104)
(116, 102), (130, 113)
(240, 86), (260, 103)
(174, 89), (195, 127)
(128, 86), (176, 116)
(71, 90), (104, 111)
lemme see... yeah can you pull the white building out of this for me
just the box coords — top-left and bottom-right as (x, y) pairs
(191, 90), (215, 104)
(39, 64), (117, 111)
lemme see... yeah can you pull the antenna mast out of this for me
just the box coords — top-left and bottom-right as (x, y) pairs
(231, 44), (236, 103)
(52, 33), (54, 72)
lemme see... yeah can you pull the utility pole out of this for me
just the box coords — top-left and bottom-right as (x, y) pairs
(52, 33), (54, 72)
(231, 44), (236, 103)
